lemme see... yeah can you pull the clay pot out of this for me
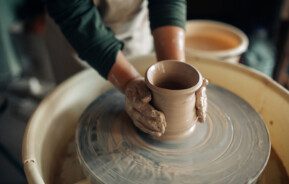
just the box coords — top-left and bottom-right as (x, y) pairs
(145, 60), (203, 140)
(185, 20), (248, 63)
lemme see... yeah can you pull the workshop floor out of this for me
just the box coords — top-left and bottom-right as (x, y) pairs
(0, 93), (39, 183)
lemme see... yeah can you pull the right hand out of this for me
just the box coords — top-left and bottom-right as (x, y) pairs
(195, 78), (209, 122)
(125, 78), (166, 137)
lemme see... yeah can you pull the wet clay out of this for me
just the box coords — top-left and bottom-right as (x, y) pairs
(76, 85), (270, 184)
(145, 61), (203, 140)
(125, 78), (166, 137)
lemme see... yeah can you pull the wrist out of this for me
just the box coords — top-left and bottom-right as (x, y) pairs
(108, 51), (141, 93)
(152, 26), (185, 61)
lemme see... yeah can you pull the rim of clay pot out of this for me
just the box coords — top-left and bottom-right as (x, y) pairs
(185, 20), (249, 59)
(145, 60), (203, 95)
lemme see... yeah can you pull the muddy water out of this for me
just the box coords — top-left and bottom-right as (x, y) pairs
(186, 34), (239, 51)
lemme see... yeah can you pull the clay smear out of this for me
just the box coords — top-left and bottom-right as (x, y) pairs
(125, 78), (166, 137)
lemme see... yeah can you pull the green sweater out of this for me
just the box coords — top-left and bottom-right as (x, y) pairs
(47, 0), (186, 78)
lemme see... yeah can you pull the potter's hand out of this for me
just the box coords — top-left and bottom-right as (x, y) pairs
(196, 79), (209, 122)
(125, 78), (166, 137)
(107, 52), (166, 137)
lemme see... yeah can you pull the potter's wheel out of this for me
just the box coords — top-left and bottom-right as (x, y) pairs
(76, 84), (270, 184)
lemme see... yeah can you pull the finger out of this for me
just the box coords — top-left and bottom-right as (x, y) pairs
(128, 106), (166, 133)
(126, 100), (166, 133)
(125, 87), (136, 104)
(196, 78), (208, 117)
(135, 80), (151, 103)
(136, 105), (166, 130)
(196, 90), (208, 122)
(139, 104), (166, 125)
(132, 120), (162, 137)
(125, 100), (162, 136)
(125, 99), (154, 130)
(197, 109), (206, 122)
(196, 99), (207, 122)
(202, 78), (209, 86)
(130, 98), (166, 122)
(125, 81), (151, 108)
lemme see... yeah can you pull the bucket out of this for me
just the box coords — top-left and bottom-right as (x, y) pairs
(186, 20), (249, 63)
(22, 54), (289, 183)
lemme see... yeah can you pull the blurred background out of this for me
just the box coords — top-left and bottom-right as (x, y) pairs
(0, 0), (288, 183)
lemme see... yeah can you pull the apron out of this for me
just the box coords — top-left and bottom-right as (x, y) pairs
(45, 0), (153, 83)
(93, 0), (153, 57)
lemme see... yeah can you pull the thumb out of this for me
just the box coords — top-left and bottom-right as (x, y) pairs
(136, 80), (152, 103)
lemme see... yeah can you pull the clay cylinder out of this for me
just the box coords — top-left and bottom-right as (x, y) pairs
(145, 60), (203, 140)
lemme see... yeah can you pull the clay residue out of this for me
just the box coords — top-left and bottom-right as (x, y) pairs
(54, 139), (85, 184)
(125, 78), (166, 137)
(186, 34), (239, 51)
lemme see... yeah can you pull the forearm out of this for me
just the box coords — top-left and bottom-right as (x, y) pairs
(46, 0), (123, 78)
(108, 26), (186, 93)
(152, 26), (185, 61)
(148, 0), (186, 61)
(108, 51), (141, 93)
(108, 6), (187, 91)
(47, 0), (140, 92)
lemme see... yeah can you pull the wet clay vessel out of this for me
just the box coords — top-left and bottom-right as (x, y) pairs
(145, 60), (202, 140)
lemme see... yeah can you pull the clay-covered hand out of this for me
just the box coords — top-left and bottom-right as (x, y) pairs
(196, 79), (209, 122)
(125, 78), (166, 137)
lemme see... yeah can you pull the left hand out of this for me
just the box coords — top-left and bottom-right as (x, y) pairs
(125, 78), (166, 137)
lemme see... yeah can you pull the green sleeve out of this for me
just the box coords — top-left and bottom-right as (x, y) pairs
(46, 0), (123, 78)
(148, 0), (187, 31)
